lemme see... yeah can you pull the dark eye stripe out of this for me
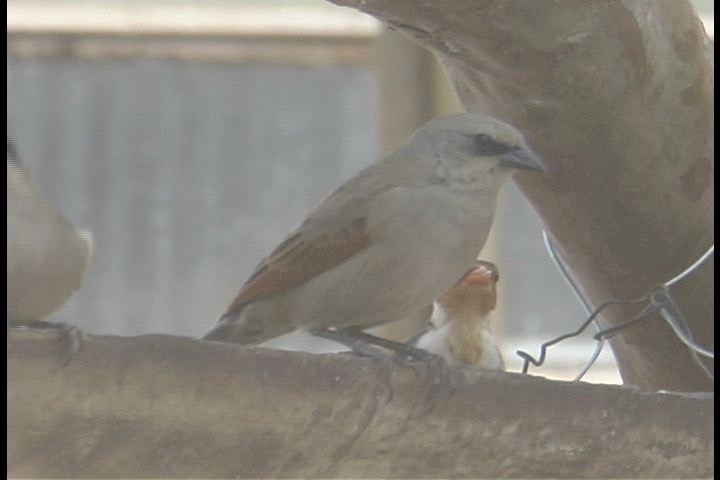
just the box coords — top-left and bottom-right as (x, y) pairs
(471, 134), (516, 156)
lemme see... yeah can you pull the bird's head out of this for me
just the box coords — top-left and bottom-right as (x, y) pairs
(438, 259), (500, 315)
(403, 113), (545, 191)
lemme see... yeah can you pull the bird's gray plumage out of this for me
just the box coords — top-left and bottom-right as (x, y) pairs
(204, 113), (543, 345)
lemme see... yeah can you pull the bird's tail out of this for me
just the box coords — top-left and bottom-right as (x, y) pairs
(202, 312), (252, 343)
(202, 307), (293, 345)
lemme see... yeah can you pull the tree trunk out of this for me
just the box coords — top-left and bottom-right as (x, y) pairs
(329, 0), (714, 392)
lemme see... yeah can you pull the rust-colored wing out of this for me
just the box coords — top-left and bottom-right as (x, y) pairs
(225, 217), (370, 315)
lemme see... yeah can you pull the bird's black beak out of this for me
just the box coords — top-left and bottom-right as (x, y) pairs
(498, 147), (545, 172)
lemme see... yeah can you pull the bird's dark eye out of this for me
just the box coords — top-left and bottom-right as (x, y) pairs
(470, 133), (516, 157)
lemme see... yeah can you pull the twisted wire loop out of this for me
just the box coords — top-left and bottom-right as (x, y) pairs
(515, 296), (647, 375)
(517, 233), (714, 381)
(592, 295), (663, 341)
(651, 286), (714, 381)
(541, 232), (607, 381)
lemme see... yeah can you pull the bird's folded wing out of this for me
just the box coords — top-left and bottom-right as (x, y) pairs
(224, 216), (371, 314)
(223, 159), (400, 315)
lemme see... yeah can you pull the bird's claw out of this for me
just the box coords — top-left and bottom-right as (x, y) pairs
(392, 345), (443, 363)
(59, 324), (85, 366)
(389, 348), (454, 416)
(12, 320), (85, 366)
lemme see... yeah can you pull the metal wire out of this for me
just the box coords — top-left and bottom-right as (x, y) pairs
(573, 336), (604, 382)
(591, 286), (713, 381)
(654, 288), (714, 381)
(519, 232), (714, 381)
(592, 301), (662, 341)
(664, 245), (714, 287)
(651, 287), (714, 359)
(541, 231), (605, 382)
(515, 296), (647, 374)
(657, 248), (715, 381)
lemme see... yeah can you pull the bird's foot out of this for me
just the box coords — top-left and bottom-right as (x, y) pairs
(12, 320), (84, 366)
(309, 327), (455, 414)
(309, 327), (452, 407)
(391, 343), (443, 364)
(334, 328), (438, 358)
(310, 326), (444, 363)
(396, 346), (452, 384)
(309, 327), (388, 358)
(386, 345), (455, 417)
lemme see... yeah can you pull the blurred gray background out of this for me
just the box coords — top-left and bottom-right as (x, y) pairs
(8, 58), (378, 338)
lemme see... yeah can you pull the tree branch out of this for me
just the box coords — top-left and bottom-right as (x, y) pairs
(8, 329), (713, 478)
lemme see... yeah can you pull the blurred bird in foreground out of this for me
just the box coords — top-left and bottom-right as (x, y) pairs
(204, 113), (544, 352)
(7, 140), (93, 359)
(415, 260), (504, 370)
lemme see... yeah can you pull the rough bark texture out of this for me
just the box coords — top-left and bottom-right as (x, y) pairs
(328, 0), (714, 392)
(7, 329), (714, 478)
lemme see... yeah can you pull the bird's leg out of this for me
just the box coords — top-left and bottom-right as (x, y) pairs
(11, 320), (84, 366)
(310, 327), (453, 413)
(340, 327), (443, 362)
(341, 328), (456, 414)
(308, 327), (389, 359)
(311, 326), (445, 363)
